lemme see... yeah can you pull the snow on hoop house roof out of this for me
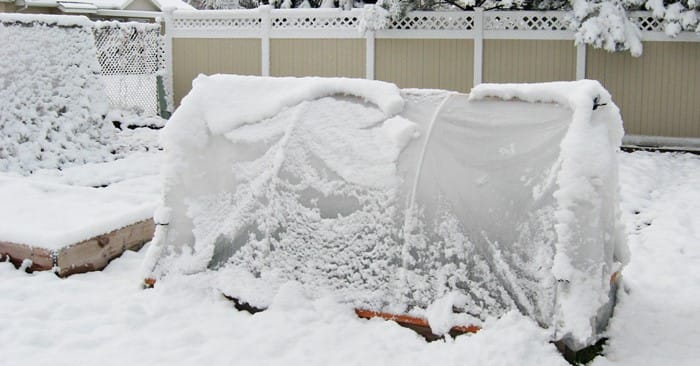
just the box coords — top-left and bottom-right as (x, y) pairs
(143, 75), (629, 351)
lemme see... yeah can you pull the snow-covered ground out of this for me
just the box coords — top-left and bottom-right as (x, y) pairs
(0, 148), (698, 365)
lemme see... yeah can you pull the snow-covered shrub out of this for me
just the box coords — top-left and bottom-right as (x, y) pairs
(0, 14), (117, 174)
(570, 0), (699, 55)
(570, 0), (644, 56)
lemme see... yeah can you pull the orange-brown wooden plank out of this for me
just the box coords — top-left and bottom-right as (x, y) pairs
(355, 308), (481, 336)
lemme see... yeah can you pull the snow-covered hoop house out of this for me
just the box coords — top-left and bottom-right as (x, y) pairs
(144, 75), (629, 350)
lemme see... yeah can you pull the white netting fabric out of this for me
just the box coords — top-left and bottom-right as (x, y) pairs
(93, 21), (166, 116)
(145, 76), (627, 349)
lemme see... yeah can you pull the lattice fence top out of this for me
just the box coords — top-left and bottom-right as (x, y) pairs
(390, 12), (474, 31)
(271, 14), (360, 30)
(630, 12), (665, 32)
(93, 21), (165, 116)
(168, 9), (689, 35)
(172, 16), (262, 31)
(483, 11), (569, 31)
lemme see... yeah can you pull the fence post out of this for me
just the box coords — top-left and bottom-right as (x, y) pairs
(366, 30), (375, 80)
(363, 5), (376, 80)
(260, 5), (271, 77)
(162, 7), (175, 114)
(473, 7), (484, 87)
(576, 43), (586, 80)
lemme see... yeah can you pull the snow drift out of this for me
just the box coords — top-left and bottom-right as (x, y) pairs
(144, 75), (628, 350)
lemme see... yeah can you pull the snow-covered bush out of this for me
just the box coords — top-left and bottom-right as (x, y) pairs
(570, 0), (644, 56)
(570, 0), (699, 56)
(0, 14), (118, 174)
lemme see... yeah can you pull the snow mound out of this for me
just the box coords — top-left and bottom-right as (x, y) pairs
(145, 76), (627, 350)
(0, 14), (116, 174)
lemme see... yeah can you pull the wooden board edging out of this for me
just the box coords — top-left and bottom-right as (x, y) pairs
(0, 241), (53, 272)
(0, 219), (155, 277)
(354, 308), (481, 341)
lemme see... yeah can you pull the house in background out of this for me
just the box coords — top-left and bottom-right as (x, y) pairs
(0, 0), (193, 20)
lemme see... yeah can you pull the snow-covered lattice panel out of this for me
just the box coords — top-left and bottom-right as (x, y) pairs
(390, 12), (474, 30)
(171, 17), (262, 31)
(0, 14), (116, 174)
(271, 15), (360, 30)
(484, 12), (569, 31)
(630, 12), (664, 32)
(93, 21), (165, 116)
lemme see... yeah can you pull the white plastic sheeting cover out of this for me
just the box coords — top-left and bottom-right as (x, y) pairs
(144, 75), (627, 349)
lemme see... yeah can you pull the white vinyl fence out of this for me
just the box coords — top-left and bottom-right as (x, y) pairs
(162, 7), (700, 139)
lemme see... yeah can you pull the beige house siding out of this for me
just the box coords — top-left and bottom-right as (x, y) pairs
(2, 6), (59, 14)
(483, 40), (576, 83)
(375, 39), (474, 92)
(172, 38), (261, 106)
(587, 42), (700, 138)
(270, 39), (365, 78)
(0, 2), (16, 12)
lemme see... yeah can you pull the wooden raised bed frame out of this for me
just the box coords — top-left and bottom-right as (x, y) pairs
(0, 219), (155, 277)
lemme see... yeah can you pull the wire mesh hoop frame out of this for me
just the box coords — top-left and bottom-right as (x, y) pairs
(93, 22), (167, 117)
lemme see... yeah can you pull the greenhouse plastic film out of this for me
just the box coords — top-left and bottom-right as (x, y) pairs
(144, 75), (627, 350)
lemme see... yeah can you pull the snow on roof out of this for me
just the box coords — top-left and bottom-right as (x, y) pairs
(150, 0), (194, 10)
(58, 2), (99, 13)
(90, 0), (194, 10)
(22, 0), (194, 11)
(23, 0), (59, 7)
(0, 12), (94, 26)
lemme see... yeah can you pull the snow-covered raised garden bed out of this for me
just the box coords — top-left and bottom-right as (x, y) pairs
(0, 13), (164, 276)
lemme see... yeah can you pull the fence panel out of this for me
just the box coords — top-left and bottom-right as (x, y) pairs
(94, 21), (165, 117)
(375, 39), (474, 92)
(172, 38), (261, 105)
(270, 39), (365, 78)
(587, 42), (700, 138)
(483, 40), (576, 83)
